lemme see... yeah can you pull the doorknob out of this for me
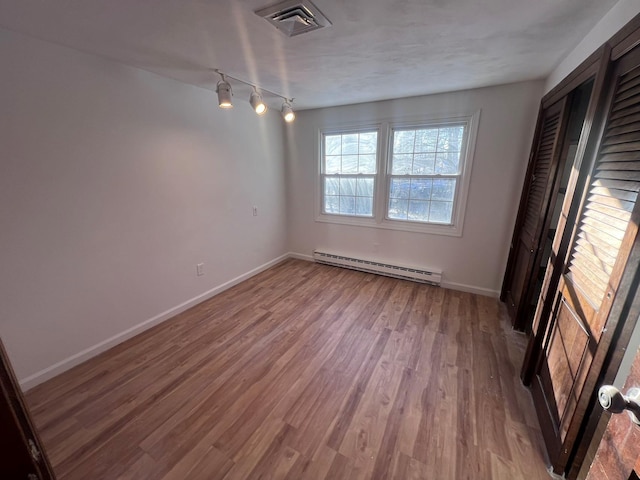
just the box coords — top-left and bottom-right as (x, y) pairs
(598, 385), (640, 425)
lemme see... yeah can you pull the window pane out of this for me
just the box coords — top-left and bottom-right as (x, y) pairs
(325, 156), (341, 174)
(340, 196), (356, 215)
(392, 154), (413, 174)
(432, 178), (456, 201)
(388, 198), (408, 219)
(435, 152), (460, 174)
(341, 155), (358, 173)
(340, 177), (356, 196)
(437, 126), (464, 151)
(415, 129), (439, 152)
(324, 195), (339, 213)
(410, 179), (432, 200)
(390, 178), (410, 199)
(325, 135), (342, 155)
(359, 132), (377, 154)
(356, 177), (374, 197)
(324, 177), (339, 196)
(358, 154), (376, 174)
(412, 153), (435, 174)
(322, 130), (378, 219)
(387, 122), (468, 226)
(429, 201), (453, 223)
(408, 200), (430, 221)
(393, 130), (415, 153)
(356, 197), (373, 216)
(342, 134), (359, 154)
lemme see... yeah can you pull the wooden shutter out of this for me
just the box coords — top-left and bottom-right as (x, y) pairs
(567, 65), (640, 306)
(521, 109), (563, 243)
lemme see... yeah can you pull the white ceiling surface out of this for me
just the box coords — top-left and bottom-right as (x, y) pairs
(0, 0), (619, 109)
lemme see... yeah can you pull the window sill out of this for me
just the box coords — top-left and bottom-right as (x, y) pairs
(315, 213), (463, 237)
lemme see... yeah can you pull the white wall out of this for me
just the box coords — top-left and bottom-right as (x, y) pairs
(285, 81), (544, 296)
(0, 28), (288, 388)
(545, 0), (640, 92)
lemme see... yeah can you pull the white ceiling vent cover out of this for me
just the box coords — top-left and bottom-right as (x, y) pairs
(255, 0), (331, 37)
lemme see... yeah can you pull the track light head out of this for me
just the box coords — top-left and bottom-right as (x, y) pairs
(217, 79), (233, 108)
(250, 89), (267, 115)
(282, 101), (295, 123)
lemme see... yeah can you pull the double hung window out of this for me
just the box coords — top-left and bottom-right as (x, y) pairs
(319, 113), (478, 236)
(388, 124), (465, 225)
(321, 130), (378, 217)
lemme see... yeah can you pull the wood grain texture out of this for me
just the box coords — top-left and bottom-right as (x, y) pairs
(26, 259), (550, 479)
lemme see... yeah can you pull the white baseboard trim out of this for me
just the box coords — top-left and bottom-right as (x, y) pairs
(21, 252), (497, 390)
(287, 252), (314, 262)
(20, 253), (290, 391)
(288, 251), (499, 298)
(441, 281), (500, 298)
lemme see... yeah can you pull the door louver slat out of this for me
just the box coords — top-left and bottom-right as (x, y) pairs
(616, 84), (640, 103)
(602, 130), (640, 146)
(521, 109), (563, 239)
(587, 194), (636, 211)
(610, 106), (640, 122)
(608, 112), (640, 129)
(595, 161), (640, 171)
(575, 237), (618, 267)
(612, 93), (640, 113)
(568, 65), (640, 306)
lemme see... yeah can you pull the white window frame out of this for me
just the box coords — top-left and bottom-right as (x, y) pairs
(319, 126), (381, 219)
(316, 111), (480, 237)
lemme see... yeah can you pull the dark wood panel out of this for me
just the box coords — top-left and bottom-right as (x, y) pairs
(501, 97), (569, 331)
(0, 340), (56, 479)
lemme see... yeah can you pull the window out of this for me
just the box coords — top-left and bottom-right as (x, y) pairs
(321, 130), (378, 217)
(318, 113), (478, 236)
(388, 124), (465, 224)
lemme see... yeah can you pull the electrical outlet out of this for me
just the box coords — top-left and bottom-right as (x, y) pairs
(252, 206), (258, 216)
(196, 263), (204, 276)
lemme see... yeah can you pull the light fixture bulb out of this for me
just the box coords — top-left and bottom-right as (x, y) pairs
(250, 90), (267, 115)
(217, 80), (233, 108)
(282, 101), (295, 123)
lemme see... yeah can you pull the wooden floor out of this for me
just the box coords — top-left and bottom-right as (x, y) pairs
(26, 259), (551, 479)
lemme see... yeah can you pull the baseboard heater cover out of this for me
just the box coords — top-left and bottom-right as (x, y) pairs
(313, 250), (442, 286)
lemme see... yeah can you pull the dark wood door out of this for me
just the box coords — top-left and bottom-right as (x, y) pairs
(0, 339), (56, 479)
(531, 47), (640, 474)
(502, 98), (569, 329)
(586, 345), (640, 479)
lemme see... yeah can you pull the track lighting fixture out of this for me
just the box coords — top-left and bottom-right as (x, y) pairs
(282, 101), (295, 123)
(216, 73), (233, 109)
(214, 69), (295, 122)
(250, 88), (267, 115)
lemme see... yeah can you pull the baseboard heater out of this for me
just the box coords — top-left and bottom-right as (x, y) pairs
(313, 250), (442, 286)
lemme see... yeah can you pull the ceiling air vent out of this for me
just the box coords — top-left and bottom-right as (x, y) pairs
(255, 0), (331, 37)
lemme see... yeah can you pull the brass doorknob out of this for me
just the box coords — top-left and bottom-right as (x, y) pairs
(598, 385), (640, 425)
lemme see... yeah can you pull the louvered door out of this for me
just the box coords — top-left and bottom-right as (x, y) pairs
(502, 98), (568, 328)
(531, 48), (640, 473)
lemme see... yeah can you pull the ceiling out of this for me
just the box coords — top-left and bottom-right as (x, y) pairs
(0, 0), (619, 110)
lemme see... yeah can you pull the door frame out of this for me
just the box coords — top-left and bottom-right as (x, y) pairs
(500, 99), (570, 330)
(521, 46), (612, 385)
(501, 45), (610, 333)
(520, 14), (640, 476)
(565, 25), (640, 479)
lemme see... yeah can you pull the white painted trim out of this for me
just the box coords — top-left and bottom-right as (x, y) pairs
(21, 251), (497, 390)
(314, 111), (481, 237)
(287, 252), (314, 262)
(20, 253), (290, 391)
(441, 280), (499, 298)
(289, 250), (499, 297)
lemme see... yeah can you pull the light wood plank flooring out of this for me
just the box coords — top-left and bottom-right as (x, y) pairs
(26, 259), (551, 479)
